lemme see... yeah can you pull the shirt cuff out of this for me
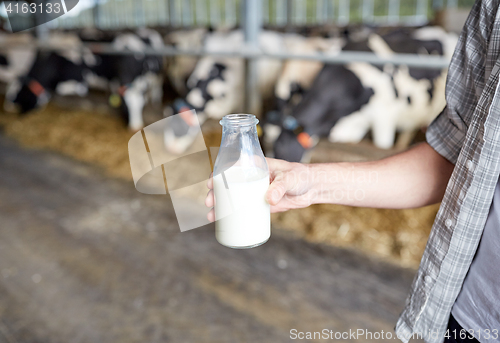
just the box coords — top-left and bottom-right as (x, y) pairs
(425, 107), (465, 165)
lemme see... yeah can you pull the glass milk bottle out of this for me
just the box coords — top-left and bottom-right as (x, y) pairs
(213, 114), (271, 248)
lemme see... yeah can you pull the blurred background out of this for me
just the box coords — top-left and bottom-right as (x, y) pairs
(0, 1), (474, 342)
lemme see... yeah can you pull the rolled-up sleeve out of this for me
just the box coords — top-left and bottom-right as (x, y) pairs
(424, 0), (500, 166)
(426, 106), (466, 165)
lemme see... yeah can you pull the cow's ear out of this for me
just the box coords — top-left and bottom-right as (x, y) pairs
(214, 63), (227, 73)
(290, 82), (304, 94)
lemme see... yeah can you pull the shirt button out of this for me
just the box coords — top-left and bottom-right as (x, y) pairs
(466, 160), (474, 171)
(424, 275), (433, 284)
(459, 190), (465, 201)
(445, 219), (453, 227)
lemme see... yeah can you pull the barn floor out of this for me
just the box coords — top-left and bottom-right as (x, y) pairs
(0, 95), (439, 268)
(0, 135), (424, 343)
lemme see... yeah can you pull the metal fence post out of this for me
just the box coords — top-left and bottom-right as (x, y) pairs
(195, 0), (208, 25)
(242, 0), (262, 117)
(182, 0), (192, 26)
(225, 0), (237, 27)
(416, 0), (428, 24)
(276, 0), (287, 26)
(262, 0), (269, 25)
(286, 0), (293, 27)
(134, 0), (145, 27)
(362, 0), (374, 22)
(210, 0), (221, 26)
(388, 0), (400, 24)
(158, 0), (168, 26)
(295, 0), (306, 25)
(93, 0), (100, 28)
(169, 0), (178, 26)
(338, 0), (350, 25)
(316, 0), (328, 24)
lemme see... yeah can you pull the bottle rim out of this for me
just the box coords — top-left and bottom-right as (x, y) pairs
(220, 114), (259, 127)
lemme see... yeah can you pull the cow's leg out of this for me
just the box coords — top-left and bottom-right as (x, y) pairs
(3, 80), (21, 113)
(123, 85), (145, 131)
(144, 72), (163, 106)
(151, 75), (163, 106)
(394, 129), (419, 150)
(371, 108), (398, 149)
(329, 111), (371, 144)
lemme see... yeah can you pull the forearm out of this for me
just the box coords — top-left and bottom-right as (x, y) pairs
(307, 143), (454, 209)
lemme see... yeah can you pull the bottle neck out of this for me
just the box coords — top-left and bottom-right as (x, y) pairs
(221, 124), (257, 134)
(220, 114), (259, 147)
(219, 114), (258, 128)
(215, 114), (266, 175)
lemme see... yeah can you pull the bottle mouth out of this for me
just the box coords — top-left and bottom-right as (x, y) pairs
(220, 114), (259, 127)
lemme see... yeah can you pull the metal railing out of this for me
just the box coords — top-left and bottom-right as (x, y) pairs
(78, 42), (450, 69)
(51, 0), (474, 30)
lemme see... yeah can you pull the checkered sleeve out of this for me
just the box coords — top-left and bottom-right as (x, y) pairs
(426, 106), (466, 165)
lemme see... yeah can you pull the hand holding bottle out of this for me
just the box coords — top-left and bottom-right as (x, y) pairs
(206, 157), (313, 222)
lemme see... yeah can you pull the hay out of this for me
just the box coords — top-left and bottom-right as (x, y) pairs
(0, 100), (437, 268)
(272, 204), (438, 267)
(1, 103), (135, 180)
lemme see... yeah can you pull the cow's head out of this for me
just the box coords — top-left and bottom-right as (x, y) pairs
(272, 116), (316, 162)
(275, 81), (305, 115)
(163, 98), (200, 154)
(185, 62), (228, 117)
(9, 78), (49, 114)
(111, 83), (145, 132)
(274, 130), (309, 163)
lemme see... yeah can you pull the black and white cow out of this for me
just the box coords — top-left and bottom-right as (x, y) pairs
(273, 34), (344, 115)
(164, 28), (208, 96)
(263, 34), (345, 148)
(6, 29), (164, 131)
(1, 33), (37, 112)
(0, 33), (35, 85)
(92, 28), (165, 129)
(330, 27), (456, 148)
(273, 27), (457, 162)
(273, 64), (374, 162)
(4, 32), (94, 113)
(163, 30), (284, 154)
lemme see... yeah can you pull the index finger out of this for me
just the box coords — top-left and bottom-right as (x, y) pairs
(266, 158), (292, 180)
(265, 157), (290, 169)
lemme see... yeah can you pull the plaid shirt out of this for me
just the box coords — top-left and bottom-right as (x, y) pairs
(395, 1), (500, 342)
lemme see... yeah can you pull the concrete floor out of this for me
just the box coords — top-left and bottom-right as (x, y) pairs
(0, 136), (422, 343)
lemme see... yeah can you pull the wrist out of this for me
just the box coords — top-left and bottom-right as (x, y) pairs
(307, 162), (358, 205)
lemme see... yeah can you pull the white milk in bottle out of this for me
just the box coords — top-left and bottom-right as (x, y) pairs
(214, 167), (270, 248)
(213, 114), (271, 248)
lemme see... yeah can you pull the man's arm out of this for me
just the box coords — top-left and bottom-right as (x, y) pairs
(265, 142), (454, 213)
(205, 142), (454, 220)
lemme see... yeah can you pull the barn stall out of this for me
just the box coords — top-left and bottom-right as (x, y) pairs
(0, 1), (474, 342)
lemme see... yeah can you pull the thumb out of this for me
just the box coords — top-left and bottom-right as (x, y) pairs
(266, 172), (290, 205)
